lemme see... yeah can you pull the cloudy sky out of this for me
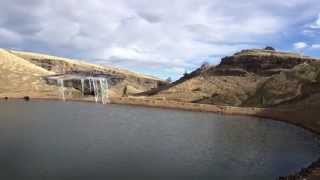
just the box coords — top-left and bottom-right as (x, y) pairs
(1, 0), (320, 79)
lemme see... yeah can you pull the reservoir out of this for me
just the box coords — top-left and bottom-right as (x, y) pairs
(0, 101), (319, 179)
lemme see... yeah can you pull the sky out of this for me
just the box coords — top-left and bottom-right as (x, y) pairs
(1, 0), (320, 80)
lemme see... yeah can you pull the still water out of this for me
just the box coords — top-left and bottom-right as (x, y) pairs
(0, 101), (319, 180)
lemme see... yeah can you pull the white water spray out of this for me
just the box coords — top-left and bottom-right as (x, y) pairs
(87, 77), (109, 104)
(55, 75), (109, 104)
(81, 78), (85, 96)
(57, 79), (65, 101)
(99, 78), (109, 104)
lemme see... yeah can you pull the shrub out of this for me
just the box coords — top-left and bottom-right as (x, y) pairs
(264, 46), (275, 51)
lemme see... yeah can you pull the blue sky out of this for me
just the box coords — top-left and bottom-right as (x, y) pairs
(1, 0), (320, 80)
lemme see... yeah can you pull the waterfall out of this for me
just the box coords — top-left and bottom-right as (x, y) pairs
(88, 77), (109, 104)
(105, 79), (109, 103)
(81, 78), (85, 96)
(57, 79), (65, 101)
(89, 79), (92, 92)
(99, 78), (109, 104)
(92, 78), (99, 103)
(55, 76), (109, 104)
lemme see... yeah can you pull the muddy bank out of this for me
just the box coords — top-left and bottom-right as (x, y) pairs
(279, 158), (320, 180)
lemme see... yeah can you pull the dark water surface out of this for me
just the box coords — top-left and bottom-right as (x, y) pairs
(0, 101), (319, 180)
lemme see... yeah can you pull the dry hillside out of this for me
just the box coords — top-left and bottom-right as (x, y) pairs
(148, 49), (320, 109)
(0, 49), (63, 98)
(10, 50), (164, 96)
(0, 49), (164, 98)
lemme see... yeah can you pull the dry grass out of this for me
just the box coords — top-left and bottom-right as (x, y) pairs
(235, 49), (319, 60)
(0, 49), (61, 98)
(10, 50), (160, 80)
(152, 74), (260, 106)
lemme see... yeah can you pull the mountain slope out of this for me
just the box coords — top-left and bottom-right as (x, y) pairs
(148, 49), (320, 108)
(244, 61), (320, 107)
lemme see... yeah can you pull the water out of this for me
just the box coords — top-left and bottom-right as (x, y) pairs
(57, 79), (65, 101)
(0, 101), (319, 180)
(81, 78), (85, 96)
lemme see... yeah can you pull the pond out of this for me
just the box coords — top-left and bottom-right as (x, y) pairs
(0, 101), (319, 180)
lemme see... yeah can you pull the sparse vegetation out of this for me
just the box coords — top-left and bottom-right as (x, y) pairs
(264, 46), (275, 51)
(200, 61), (210, 70)
(166, 77), (172, 83)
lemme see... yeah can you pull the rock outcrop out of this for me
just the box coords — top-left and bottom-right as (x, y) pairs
(219, 49), (316, 76)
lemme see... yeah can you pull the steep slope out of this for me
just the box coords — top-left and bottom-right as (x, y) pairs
(149, 49), (320, 108)
(244, 61), (320, 107)
(0, 49), (61, 98)
(152, 72), (260, 106)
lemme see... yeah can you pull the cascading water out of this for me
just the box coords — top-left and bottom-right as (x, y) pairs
(55, 76), (109, 104)
(81, 78), (85, 96)
(99, 78), (109, 104)
(89, 79), (92, 92)
(88, 77), (109, 104)
(92, 78), (99, 103)
(57, 79), (65, 101)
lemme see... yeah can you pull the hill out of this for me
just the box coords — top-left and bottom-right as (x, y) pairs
(0, 49), (62, 98)
(0, 49), (164, 99)
(147, 49), (320, 108)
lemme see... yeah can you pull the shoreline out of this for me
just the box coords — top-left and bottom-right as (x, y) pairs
(1, 96), (320, 179)
(111, 97), (320, 135)
(2, 96), (320, 135)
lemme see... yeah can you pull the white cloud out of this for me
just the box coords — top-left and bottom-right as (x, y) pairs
(1, 0), (320, 78)
(293, 42), (308, 49)
(310, 13), (320, 29)
(165, 67), (187, 75)
(311, 44), (320, 49)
